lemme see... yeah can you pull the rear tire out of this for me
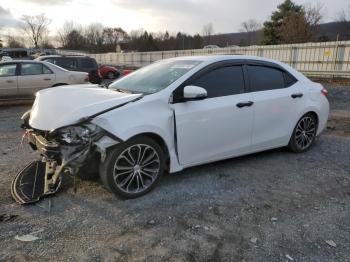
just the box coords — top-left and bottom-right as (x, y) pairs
(99, 136), (165, 198)
(107, 72), (115, 79)
(288, 113), (317, 153)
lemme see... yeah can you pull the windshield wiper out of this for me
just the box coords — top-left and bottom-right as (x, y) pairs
(113, 88), (134, 94)
(112, 87), (145, 95)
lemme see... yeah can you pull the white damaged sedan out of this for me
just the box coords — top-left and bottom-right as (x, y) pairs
(18, 55), (329, 201)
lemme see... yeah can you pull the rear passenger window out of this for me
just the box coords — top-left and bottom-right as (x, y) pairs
(248, 65), (285, 92)
(81, 59), (95, 69)
(21, 63), (43, 75)
(191, 66), (245, 98)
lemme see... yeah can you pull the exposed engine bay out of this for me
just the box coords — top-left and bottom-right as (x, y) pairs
(12, 111), (119, 204)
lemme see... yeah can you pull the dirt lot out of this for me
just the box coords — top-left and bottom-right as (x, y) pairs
(0, 83), (349, 261)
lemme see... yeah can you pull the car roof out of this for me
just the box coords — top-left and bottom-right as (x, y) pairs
(0, 60), (46, 63)
(166, 55), (310, 82)
(37, 55), (90, 59)
(167, 55), (281, 64)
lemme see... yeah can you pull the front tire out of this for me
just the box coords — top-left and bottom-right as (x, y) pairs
(288, 113), (317, 153)
(99, 136), (165, 198)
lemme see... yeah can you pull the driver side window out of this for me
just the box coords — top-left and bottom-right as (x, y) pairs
(191, 65), (245, 98)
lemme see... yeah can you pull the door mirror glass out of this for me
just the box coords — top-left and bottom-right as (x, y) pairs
(183, 85), (207, 100)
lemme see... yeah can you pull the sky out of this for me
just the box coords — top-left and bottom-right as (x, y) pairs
(0, 0), (348, 35)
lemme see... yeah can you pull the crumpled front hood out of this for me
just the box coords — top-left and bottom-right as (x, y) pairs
(29, 85), (142, 131)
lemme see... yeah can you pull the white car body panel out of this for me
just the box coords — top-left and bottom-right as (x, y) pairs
(172, 93), (254, 166)
(27, 55), (330, 173)
(30, 85), (142, 131)
(251, 83), (304, 150)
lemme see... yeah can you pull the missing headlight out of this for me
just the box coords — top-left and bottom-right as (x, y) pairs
(56, 124), (101, 145)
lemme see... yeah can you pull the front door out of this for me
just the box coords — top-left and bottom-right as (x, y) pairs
(172, 65), (254, 167)
(0, 63), (18, 98)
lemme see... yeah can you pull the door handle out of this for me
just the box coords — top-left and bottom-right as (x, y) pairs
(43, 78), (52, 81)
(236, 101), (254, 108)
(291, 93), (303, 98)
(6, 80), (14, 83)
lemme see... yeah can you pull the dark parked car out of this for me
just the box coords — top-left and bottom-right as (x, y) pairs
(35, 55), (102, 84)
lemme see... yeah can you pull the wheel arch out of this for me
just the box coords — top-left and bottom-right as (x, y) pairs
(129, 132), (171, 172)
(52, 83), (68, 87)
(299, 110), (319, 131)
(288, 109), (321, 140)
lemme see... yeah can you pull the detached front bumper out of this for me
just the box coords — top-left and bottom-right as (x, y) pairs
(13, 122), (120, 204)
(27, 132), (60, 160)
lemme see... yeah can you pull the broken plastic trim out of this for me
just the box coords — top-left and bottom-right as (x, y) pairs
(13, 95), (140, 204)
(11, 161), (60, 204)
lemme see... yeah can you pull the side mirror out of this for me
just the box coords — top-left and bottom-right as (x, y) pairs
(183, 85), (207, 101)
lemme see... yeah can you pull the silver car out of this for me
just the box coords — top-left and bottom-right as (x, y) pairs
(0, 60), (89, 99)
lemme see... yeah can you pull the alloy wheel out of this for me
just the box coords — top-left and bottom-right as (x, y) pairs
(294, 116), (316, 150)
(113, 144), (160, 194)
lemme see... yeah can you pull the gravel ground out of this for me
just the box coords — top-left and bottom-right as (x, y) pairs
(0, 84), (349, 261)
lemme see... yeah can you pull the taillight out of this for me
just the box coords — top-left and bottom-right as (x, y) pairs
(97, 69), (102, 78)
(122, 69), (133, 76)
(321, 87), (328, 97)
(85, 75), (90, 82)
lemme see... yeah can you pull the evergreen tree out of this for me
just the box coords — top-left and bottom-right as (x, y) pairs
(262, 0), (303, 44)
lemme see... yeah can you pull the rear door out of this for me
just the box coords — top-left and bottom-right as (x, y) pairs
(172, 63), (254, 166)
(0, 63), (18, 98)
(246, 64), (303, 151)
(17, 62), (55, 97)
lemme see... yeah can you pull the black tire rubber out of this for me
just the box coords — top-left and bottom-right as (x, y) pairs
(288, 113), (317, 153)
(76, 153), (100, 180)
(107, 72), (115, 79)
(99, 136), (165, 198)
(52, 83), (68, 87)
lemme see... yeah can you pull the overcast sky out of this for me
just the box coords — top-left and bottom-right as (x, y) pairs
(0, 0), (348, 35)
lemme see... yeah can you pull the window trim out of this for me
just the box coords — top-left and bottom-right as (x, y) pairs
(172, 60), (247, 103)
(244, 61), (297, 92)
(43, 64), (54, 74)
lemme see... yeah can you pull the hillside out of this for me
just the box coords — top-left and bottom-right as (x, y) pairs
(206, 21), (350, 47)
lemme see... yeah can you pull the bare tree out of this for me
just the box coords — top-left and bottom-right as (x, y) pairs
(20, 14), (51, 48)
(241, 19), (261, 33)
(0, 26), (3, 48)
(57, 21), (82, 48)
(6, 35), (26, 48)
(240, 19), (262, 45)
(335, 6), (350, 39)
(102, 27), (128, 51)
(305, 3), (323, 26)
(202, 23), (214, 45)
(84, 23), (104, 52)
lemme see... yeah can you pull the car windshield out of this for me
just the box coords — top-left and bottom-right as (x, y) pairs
(109, 59), (202, 94)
